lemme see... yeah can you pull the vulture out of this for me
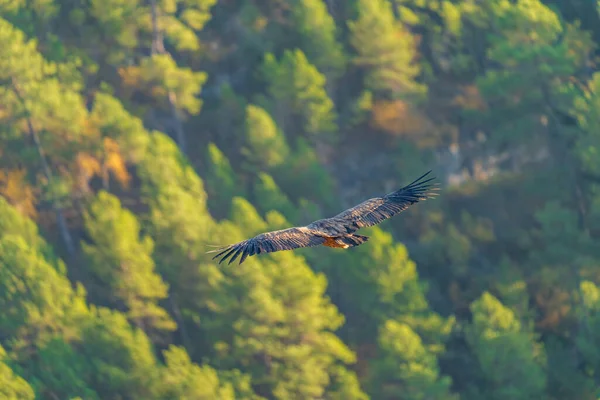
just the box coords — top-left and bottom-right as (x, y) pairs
(208, 170), (438, 265)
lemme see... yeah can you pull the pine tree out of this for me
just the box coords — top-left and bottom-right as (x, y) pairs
(0, 235), (88, 353)
(136, 132), (218, 348)
(81, 190), (176, 338)
(78, 307), (161, 399)
(311, 226), (453, 349)
(159, 345), (236, 400)
(87, 0), (216, 56)
(242, 104), (290, 171)
(89, 92), (152, 164)
(465, 292), (546, 400)
(261, 49), (338, 138)
(348, 0), (426, 99)
(471, 0), (593, 160)
(253, 173), (298, 223)
(273, 137), (337, 208)
(26, 338), (99, 399)
(368, 320), (457, 400)
(125, 53), (207, 117)
(228, 196), (269, 237)
(574, 281), (600, 386)
(83, 0), (216, 151)
(204, 142), (244, 218)
(0, 197), (57, 263)
(0, 16), (95, 256)
(198, 203), (367, 399)
(0, 345), (35, 400)
(291, 0), (346, 80)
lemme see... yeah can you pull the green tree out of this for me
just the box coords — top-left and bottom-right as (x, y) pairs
(469, 0), (593, 168)
(0, 345), (35, 400)
(368, 320), (457, 400)
(26, 338), (99, 399)
(261, 49), (338, 138)
(128, 52), (207, 117)
(539, 281), (600, 399)
(574, 281), (600, 383)
(159, 345), (235, 400)
(312, 226), (453, 349)
(465, 292), (546, 400)
(200, 205), (367, 399)
(572, 72), (600, 236)
(136, 132), (220, 350)
(87, 0), (216, 56)
(273, 137), (337, 209)
(291, 0), (346, 80)
(0, 235), (88, 354)
(204, 142), (244, 218)
(348, 0), (426, 99)
(228, 196), (268, 237)
(253, 173), (298, 223)
(0, 196), (57, 263)
(82, 0), (216, 152)
(82, 190), (176, 337)
(392, 0), (464, 74)
(242, 104), (290, 171)
(78, 307), (161, 399)
(325, 365), (370, 400)
(137, 132), (215, 284)
(0, 198), (97, 398)
(0, 16), (93, 256)
(89, 92), (152, 164)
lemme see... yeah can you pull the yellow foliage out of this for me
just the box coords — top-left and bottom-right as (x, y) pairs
(253, 15), (268, 32)
(0, 168), (37, 219)
(118, 65), (167, 105)
(81, 117), (101, 139)
(75, 138), (130, 191)
(75, 152), (101, 193)
(118, 65), (144, 100)
(103, 137), (131, 188)
(119, 65), (142, 88)
(76, 152), (102, 178)
(370, 99), (430, 137)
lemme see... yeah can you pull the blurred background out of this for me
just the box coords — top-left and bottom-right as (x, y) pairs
(1, 0), (600, 399)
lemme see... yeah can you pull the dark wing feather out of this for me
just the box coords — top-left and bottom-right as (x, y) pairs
(333, 170), (438, 232)
(209, 226), (326, 265)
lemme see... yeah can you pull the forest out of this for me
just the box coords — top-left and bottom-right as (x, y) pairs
(1, 0), (600, 399)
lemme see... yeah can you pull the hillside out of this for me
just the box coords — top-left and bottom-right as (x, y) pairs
(1, 1), (600, 399)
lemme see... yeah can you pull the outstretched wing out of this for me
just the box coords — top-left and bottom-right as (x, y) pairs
(333, 170), (438, 232)
(208, 226), (326, 265)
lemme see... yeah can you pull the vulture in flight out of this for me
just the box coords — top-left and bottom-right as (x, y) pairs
(209, 170), (438, 265)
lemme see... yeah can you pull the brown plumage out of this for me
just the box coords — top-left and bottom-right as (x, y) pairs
(208, 170), (439, 265)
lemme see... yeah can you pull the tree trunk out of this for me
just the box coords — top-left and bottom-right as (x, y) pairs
(11, 83), (76, 258)
(150, 0), (187, 154)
